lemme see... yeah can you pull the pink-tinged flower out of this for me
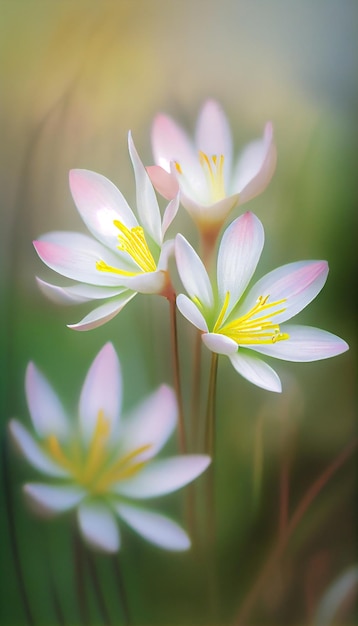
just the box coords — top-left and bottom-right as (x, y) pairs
(147, 99), (277, 232)
(33, 133), (179, 331)
(9, 343), (210, 553)
(175, 212), (349, 393)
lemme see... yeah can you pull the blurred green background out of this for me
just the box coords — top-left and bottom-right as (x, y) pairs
(1, 1), (357, 625)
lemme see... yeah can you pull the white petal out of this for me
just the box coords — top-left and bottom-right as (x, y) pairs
(116, 504), (190, 551)
(217, 212), (264, 317)
(69, 169), (137, 248)
(36, 278), (126, 304)
(252, 325), (349, 362)
(25, 363), (68, 440)
(202, 332), (238, 355)
(115, 269), (167, 295)
(24, 483), (85, 514)
(229, 351), (282, 392)
(175, 234), (213, 308)
(79, 343), (122, 443)
(157, 239), (174, 272)
(116, 455), (210, 499)
(176, 294), (208, 332)
(239, 261), (329, 324)
(146, 165), (179, 201)
(195, 99), (233, 184)
(8, 420), (69, 477)
(151, 113), (200, 177)
(162, 194), (180, 237)
(179, 190), (239, 227)
(77, 502), (120, 553)
(34, 233), (135, 287)
(119, 385), (177, 460)
(68, 292), (136, 331)
(128, 132), (162, 245)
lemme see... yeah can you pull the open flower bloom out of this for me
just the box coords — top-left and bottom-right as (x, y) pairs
(175, 212), (349, 393)
(147, 99), (277, 233)
(9, 343), (210, 553)
(33, 133), (179, 330)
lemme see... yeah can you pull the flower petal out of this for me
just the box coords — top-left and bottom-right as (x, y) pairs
(114, 269), (167, 295)
(24, 483), (85, 514)
(232, 122), (277, 203)
(217, 212), (264, 316)
(179, 189), (239, 227)
(116, 503), (190, 551)
(162, 194), (180, 237)
(119, 385), (177, 460)
(67, 292), (136, 331)
(195, 99), (233, 182)
(151, 113), (199, 176)
(176, 294), (208, 332)
(251, 324), (349, 362)
(146, 165), (179, 200)
(175, 234), (213, 308)
(36, 278), (127, 304)
(8, 420), (69, 477)
(79, 343), (122, 443)
(229, 350), (282, 392)
(69, 169), (137, 248)
(116, 455), (210, 499)
(202, 332), (238, 355)
(77, 501), (120, 553)
(239, 261), (329, 323)
(25, 363), (69, 440)
(128, 132), (162, 245)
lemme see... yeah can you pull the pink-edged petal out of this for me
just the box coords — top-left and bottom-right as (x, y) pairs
(128, 132), (162, 245)
(115, 504), (190, 551)
(116, 455), (210, 499)
(217, 212), (264, 317)
(67, 292), (136, 331)
(36, 278), (127, 304)
(232, 122), (277, 204)
(175, 234), (213, 308)
(195, 99), (233, 182)
(229, 351), (282, 393)
(162, 194), (180, 237)
(176, 294), (208, 331)
(119, 385), (177, 460)
(157, 239), (174, 272)
(79, 343), (121, 443)
(25, 363), (68, 440)
(24, 483), (85, 514)
(240, 261), (329, 324)
(116, 269), (167, 295)
(179, 188), (239, 227)
(8, 420), (69, 477)
(77, 502), (120, 553)
(151, 113), (199, 175)
(202, 332), (238, 356)
(69, 169), (137, 248)
(146, 165), (179, 200)
(251, 325), (349, 362)
(34, 233), (135, 287)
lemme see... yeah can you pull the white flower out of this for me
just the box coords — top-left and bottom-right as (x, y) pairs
(175, 212), (349, 393)
(33, 133), (179, 330)
(147, 99), (277, 231)
(9, 343), (210, 552)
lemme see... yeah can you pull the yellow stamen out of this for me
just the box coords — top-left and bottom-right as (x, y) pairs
(175, 162), (183, 174)
(216, 293), (290, 345)
(198, 151), (226, 202)
(96, 221), (156, 276)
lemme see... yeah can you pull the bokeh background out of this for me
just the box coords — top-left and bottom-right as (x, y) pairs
(1, 1), (357, 625)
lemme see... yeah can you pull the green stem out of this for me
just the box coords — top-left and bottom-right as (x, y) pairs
(168, 292), (187, 454)
(233, 437), (358, 625)
(190, 329), (203, 452)
(73, 530), (89, 626)
(205, 353), (219, 458)
(86, 550), (112, 626)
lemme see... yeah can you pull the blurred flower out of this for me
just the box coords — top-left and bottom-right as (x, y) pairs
(9, 343), (210, 553)
(175, 212), (349, 392)
(33, 133), (179, 330)
(147, 99), (276, 233)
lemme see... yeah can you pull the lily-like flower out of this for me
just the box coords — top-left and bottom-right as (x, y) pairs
(9, 343), (210, 553)
(33, 133), (179, 330)
(175, 212), (349, 393)
(147, 99), (277, 233)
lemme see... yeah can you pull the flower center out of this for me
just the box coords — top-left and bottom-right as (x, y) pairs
(175, 152), (226, 202)
(44, 410), (151, 495)
(96, 220), (157, 276)
(214, 292), (290, 345)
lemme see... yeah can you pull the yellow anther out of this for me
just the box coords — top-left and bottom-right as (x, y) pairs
(96, 221), (157, 276)
(175, 162), (183, 174)
(199, 151), (226, 202)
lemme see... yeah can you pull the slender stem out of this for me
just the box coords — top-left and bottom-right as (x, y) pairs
(205, 353), (219, 458)
(252, 412), (264, 512)
(233, 438), (358, 625)
(190, 329), (203, 452)
(112, 556), (131, 626)
(86, 550), (112, 626)
(279, 455), (290, 538)
(168, 292), (187, 454)
(73, 531), (89, 626)
(1, 434), (35, 626)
